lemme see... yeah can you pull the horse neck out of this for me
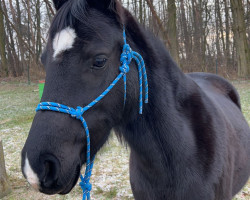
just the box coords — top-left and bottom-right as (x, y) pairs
(116, 27), (198, 173)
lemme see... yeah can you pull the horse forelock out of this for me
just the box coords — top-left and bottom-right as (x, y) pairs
(49, 0), (125, 39)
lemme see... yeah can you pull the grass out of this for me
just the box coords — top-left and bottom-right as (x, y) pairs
(105, 187), (118, 199)
(0, 79), (249, 200)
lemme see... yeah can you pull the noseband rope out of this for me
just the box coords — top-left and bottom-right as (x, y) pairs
(36, 29), (148, 200)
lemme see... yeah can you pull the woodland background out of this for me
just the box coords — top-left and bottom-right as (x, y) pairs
(0, 0), (249, 80)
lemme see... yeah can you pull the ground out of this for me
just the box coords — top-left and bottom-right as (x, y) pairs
(0, 79), (249, 200)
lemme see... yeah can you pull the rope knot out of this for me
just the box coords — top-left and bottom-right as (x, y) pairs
(119, 64), (130, 74)
(79, 181), (92, 192)
(71, 106), (84, 119)
(120, 44), (132, 64)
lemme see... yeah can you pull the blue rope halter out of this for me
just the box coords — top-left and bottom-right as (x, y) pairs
(36, 29), (148, 200)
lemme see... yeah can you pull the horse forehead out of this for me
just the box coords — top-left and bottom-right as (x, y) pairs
(52, 27), (77, 58)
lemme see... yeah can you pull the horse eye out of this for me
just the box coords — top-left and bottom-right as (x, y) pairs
(93, 55), (107, 69)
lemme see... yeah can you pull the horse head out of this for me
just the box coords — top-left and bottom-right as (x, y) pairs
(21, 0), (144, 195)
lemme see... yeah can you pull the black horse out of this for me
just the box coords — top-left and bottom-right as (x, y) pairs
(21, 0), (250, 199)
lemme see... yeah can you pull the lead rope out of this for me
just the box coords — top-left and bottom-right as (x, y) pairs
(36, 29), (148, 200)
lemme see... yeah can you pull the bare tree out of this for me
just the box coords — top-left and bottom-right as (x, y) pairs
(144, 0), (171, 50)
(0, 0), (249, 78)
(167, 0), (180, 66)
(0, 0), (8, 76)
(230, 0), (250, 77)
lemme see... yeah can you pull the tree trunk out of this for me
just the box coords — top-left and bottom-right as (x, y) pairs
(8, 0), (25, 76)
(224, 0), (231, 68)
(201, 0), (209, 72)
(145, 0), (171, 48)
(216, 0), (226, 57)
(167, 0), (180, 66)
(230, 0), (250, 77)
(0, 139), (11, 198)
(44, 0), (55, 16)
(180, 0), (191, 61)
(192, 0), (203, 71)
(0, 0), (8, 77)
(1, 0), (19, 77)
(246, 0), (250, 46)
(36, 0), (42, 63)
(6, 34), (17, 77)
(139, 0), (143, 24)
(215, 0), (222, 64)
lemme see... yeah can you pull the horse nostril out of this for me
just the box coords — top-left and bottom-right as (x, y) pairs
(41, 154), (60, 188)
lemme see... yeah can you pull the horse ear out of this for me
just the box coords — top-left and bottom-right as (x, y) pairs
(52, 0), (69, 10)
(87, 0), (125, 24)
(87, 0), (115, 11)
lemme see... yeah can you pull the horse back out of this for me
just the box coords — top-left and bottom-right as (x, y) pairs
(187, 72), (241, 109)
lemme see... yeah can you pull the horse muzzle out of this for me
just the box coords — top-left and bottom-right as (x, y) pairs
(22, 151), (78, 195)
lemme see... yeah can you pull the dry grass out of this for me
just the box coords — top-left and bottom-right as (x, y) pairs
(0, 80), (249, 200)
